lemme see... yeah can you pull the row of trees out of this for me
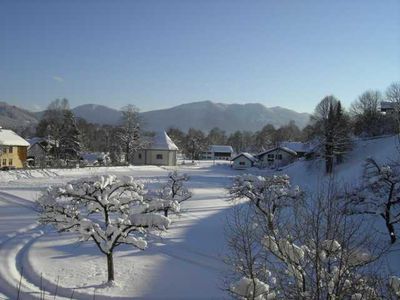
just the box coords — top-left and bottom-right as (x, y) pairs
(36, 100), (144, 166)
(303, 82), (400, 173)
(33, 82), (399, 169)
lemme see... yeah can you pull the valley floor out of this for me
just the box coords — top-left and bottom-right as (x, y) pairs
(0, 135), (400, 299)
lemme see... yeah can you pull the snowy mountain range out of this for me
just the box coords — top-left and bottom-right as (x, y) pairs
(1, 100), (310, 133)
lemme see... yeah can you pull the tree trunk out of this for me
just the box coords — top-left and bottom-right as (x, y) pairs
(107, 252), (115, 282)
(386, 220), (396, 244)
(164, 208), (169, 217)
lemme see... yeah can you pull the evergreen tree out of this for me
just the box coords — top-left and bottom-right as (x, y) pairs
(310, 96), (351, 173)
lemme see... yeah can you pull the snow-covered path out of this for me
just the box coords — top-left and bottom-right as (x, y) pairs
(0, 163), (238, 299)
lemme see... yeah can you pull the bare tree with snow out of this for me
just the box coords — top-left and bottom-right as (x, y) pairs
(118, 105), (143, 164)
(346, 158), (400, 244)
(226, 174), (392, 299)
(37, 175), (173, 283)
(155, 171), (192, 217)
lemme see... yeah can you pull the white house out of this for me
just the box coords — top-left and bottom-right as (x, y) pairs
(257, 146), (297, 168)
(201, 145), (234, 160)
(131, 131), (179, 166)
(231, 152), (257, 169)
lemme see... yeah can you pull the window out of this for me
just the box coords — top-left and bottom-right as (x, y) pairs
(156, 154), (163, 160)
(8, 159), (12, 166)
(239, 161), (245, 165)
(8, 146), (13, 153)
(2, 159), (6, 165)
(138, 153), (142, 159)
(276, 154), (283, 160)
(267, 154), (274, 161)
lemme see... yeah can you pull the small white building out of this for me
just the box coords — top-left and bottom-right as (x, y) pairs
(231, 152), (257, 169)
(257, 146), (297, 168)
(202, 145), (234, 160)
(131, 131), (179, 166)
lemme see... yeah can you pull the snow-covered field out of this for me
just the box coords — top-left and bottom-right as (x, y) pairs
(0, 161), (247, 299)
(0, 135), (399, 299)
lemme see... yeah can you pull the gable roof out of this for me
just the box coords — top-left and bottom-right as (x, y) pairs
(209, 145), (234, 153)
(232, 152), (257, 162)
(258, 146), (297, 157)
(148, 131), (179, 151)
(279, 141), (309, 153)
(0, 129), (30, 147)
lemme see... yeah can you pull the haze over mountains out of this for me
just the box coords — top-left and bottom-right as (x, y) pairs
(0, 100), (310, 133)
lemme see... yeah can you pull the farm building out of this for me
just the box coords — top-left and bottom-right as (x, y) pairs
(27, 137), (52, 167)
(201, 145), (234, 160)
(279, 141), (316, 158)
(131, 131), (179, 166)
(0, 128), (30, 169)
(231, 152), (257, 169)
(257, 146), (297, 168)
(380, 101), (397, 114)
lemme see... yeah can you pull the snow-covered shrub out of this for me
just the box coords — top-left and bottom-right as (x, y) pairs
(152, 171), (192, 217)
(226, 174), (392, 299)
(230, 277), (275, 300)
(37, 175), (173, 283)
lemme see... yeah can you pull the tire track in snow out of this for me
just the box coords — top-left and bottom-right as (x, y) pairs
(0, 226), (49, 299)
(0, 191), (61, 299)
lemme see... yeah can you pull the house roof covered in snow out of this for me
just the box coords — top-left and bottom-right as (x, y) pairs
(209, 145), (234, 153)
(280, 141), (314, 153)
(147, 131), (179, 151)
(258, 146), (297, 157)
(232, 152), (257, 162)
(0, 129), (30, 147)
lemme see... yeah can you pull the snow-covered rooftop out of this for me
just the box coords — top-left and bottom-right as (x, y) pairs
(232, 152), (257, 162)
(148, 131), (179, 151)
(27, 137), (46, 146)
(209, 145), (234, 153)
(258, 146), (297, 157)
(0, 129), (30, 147)
(280, 141), (315, 153)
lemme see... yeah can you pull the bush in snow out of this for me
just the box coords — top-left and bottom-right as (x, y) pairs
(227, 174), (392, 299)
(346, 158), (400, 244)
(37, 175), (173, 283)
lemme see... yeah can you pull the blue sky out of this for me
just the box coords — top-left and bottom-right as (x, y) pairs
(0, 0), (399, 113)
